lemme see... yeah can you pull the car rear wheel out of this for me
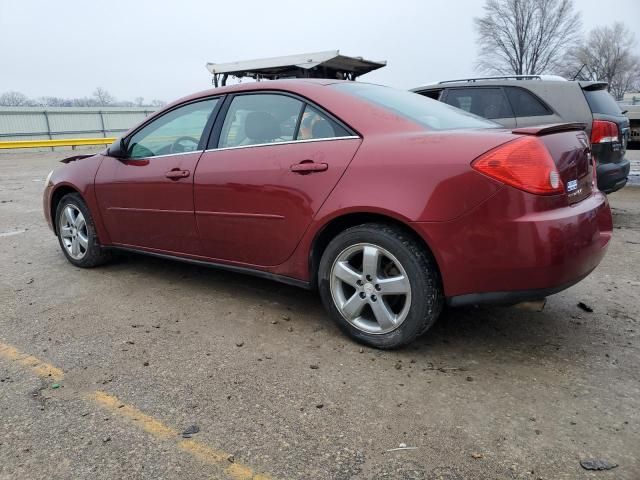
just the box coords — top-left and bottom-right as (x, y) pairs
(55, 193), (111, 268)
(318, 223), (443, 349)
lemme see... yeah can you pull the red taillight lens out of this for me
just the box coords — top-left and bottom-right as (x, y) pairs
(471, 136), (563, 195)
(591, 120), (619, 144)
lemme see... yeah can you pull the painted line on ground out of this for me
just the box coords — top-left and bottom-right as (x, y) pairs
(0, 341), (273, 480)
(0, 342), (64, 380)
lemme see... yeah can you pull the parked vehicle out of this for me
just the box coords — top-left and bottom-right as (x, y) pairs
(412, 76), (631, 193)
(44, 80), (613, 348)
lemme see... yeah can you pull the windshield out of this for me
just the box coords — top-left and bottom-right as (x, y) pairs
(331, 83), (498, 130)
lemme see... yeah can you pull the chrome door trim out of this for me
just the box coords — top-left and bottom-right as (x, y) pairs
(204, 135), (360, 153)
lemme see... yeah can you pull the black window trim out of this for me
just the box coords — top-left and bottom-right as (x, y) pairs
(122, 96), (224, 160)
(205, 90), (360, 151)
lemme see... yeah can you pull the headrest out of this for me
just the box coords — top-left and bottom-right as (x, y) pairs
(311, 119), (335, 139)
(244, 111), (281, 142)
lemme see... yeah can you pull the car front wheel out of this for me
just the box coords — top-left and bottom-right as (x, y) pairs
(55, 192), (110, 268)
(318, 223), (443, 349)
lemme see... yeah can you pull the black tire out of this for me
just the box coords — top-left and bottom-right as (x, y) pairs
(318, 223), (443, 349)
(55, 192), (111, 268)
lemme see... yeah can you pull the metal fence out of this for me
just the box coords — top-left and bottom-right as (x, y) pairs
(0, 107), (156, 151)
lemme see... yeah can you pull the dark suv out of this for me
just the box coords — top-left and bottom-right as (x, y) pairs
(412, 76), (631, 193)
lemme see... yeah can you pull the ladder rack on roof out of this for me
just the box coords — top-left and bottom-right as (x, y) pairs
(205, 50), (386, 87)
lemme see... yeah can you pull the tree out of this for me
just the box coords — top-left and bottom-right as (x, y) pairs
(92, 87), (114, 106)
(564, 22), (640, 99)
(150, 99), (166, 107)
(0, 91), (31, 106)
(134, 96), (145, 107)
(475, 0), (581, 75)
(36, 96), (71, 107)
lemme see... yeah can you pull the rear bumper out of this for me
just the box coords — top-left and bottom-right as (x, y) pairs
(412, 188), (613, 304)
(597, 158), (630, 193)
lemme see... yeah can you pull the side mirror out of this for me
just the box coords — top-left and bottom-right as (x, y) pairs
(107, 138), (127, 158)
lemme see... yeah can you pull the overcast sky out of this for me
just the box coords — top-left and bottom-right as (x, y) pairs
(1, 0), (638, 102)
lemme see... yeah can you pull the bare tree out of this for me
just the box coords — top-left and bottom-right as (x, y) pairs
(475, 0), (581, 75)
(564, 22), (640, 99)
(36, 96), (71, 107)
(134, 96), (145, 107)
(92, 87), (114, 106)
(150, 99), (167, 107)
(0, 91), (32, 106)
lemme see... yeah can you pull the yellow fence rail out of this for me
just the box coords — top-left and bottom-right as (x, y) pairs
(0, 137), (116, 149)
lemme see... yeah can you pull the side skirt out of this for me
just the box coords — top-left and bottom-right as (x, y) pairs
(108, 246), (312, 290)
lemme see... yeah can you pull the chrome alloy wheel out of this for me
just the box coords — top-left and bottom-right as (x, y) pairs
(59, 204), (88, 260)
(330, 243), (412, 334)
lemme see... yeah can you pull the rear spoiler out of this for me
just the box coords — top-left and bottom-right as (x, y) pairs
(512, 123), (587, 136)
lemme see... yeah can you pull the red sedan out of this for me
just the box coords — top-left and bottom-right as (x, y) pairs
(43, 80), (612, 348)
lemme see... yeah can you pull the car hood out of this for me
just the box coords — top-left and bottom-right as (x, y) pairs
(60, 153), (98, 164)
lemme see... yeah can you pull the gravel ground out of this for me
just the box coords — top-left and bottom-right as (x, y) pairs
(1, 149), (639, 480)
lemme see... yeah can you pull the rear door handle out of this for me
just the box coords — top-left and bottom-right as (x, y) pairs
(290, 161), (328, 174)
(165, 169), (190, 179)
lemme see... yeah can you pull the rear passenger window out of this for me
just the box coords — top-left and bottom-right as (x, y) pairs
(443, 88), (513, 119)
(296, 105), (349, 141)
(218, 94), (304, 148)
(505, 87), (552, 116)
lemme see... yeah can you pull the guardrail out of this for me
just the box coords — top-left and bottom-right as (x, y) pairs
(0, 137), (116, 149)
(0, 106), (155, 151)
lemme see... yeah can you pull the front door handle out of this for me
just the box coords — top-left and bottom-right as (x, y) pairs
(290, 161), (328, 174)
(165, 169), (190, 180)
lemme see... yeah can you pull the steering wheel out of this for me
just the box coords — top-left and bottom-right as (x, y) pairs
(170, 136), (199, 154)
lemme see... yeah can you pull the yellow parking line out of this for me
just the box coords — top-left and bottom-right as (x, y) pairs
(92, 392), (271, 479)
(0, 341), (273, 480)
(179, 439), (272, 480)
(91, 391), (178, 439)
(0, 342), (64, 381)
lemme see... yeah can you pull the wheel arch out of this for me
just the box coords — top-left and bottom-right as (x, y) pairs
(50, 184), (83, 235)
(308, 211), (442, 289)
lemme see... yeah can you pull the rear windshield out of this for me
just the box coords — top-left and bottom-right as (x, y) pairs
(583, 89), (622, 115)
(332, 83), (498, 130)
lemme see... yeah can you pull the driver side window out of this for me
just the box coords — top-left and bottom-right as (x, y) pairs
(127, 98), (218, 159)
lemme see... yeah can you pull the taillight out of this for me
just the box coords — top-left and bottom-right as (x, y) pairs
(471, 136), (563, 195)
(591, 120), (619, 144)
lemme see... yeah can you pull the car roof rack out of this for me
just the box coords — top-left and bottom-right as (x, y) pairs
(206, 50), (387, 87)
(438, 75), (566, 84)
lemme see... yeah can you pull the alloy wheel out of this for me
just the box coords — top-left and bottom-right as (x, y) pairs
(59, 204), (88, 260)
(330, 243), (412, 334)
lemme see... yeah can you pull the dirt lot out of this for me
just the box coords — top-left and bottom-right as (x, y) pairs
(1, 149), (639, 480)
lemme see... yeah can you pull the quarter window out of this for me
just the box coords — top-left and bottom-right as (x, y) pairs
(444, 88), (514, 119)
(296, 105), (350, 140)
(505, 87), (552, 116)
(127, 99), (218, 159)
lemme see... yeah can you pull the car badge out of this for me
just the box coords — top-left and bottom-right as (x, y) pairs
(567, 179), (578, 192)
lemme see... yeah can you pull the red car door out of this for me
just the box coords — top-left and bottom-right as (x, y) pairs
(194, 93), (361, 267)
(95, 98), (219, 254)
